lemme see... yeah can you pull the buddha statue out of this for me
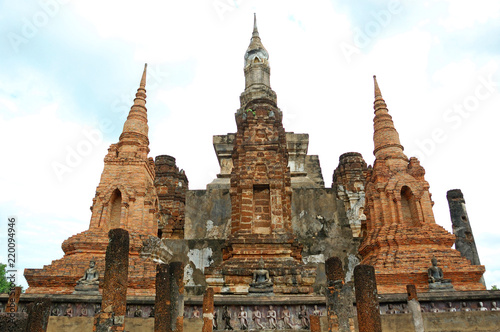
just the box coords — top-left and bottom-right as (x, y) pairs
(427, 257), (454, 291)
(74, 258), (100, 293)
(249, 258), (273, 293)
(77, 259), (99, 285)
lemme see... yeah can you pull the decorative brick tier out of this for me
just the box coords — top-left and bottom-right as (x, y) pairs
(359, 224), (485, 293)
(24, 229), (156, 296)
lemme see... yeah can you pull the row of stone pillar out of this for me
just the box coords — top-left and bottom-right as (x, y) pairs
(15, 233), (425, 332)
(324, 256), (427, 332)
(92, 229), (186, 332)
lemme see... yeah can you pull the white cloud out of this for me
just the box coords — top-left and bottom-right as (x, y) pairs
(439, 0), (500, 30)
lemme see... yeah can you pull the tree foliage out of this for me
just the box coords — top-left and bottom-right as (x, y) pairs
(0, 263), (23, 293)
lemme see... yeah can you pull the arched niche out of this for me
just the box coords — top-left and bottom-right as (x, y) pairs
(400, 186), (420, 227)
(109, 189), (122, 229)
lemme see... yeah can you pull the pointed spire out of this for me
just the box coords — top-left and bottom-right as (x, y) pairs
(372, 75), (406, 162)
(245, 13), (269, 65)
(240, 15), (276, 108)
(119, 64), (150, 150)
(140, 63), (147, 89)
(252, 13), (259, 37)
(374, 75), (382, 98)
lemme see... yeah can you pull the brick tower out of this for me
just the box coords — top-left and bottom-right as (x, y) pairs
(358, 76), (485, 294)
(24, 65), (158, 295)
(155, 155), (188, 239)
(205, 15), (315, 294)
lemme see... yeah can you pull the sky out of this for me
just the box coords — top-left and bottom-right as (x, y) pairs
(0, 0), (499, 291)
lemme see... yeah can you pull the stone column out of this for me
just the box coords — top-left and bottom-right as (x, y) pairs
(202, 288), (214, 332)
(25, 298), (51, 332)
(155, 263), (171, 332)
(447, 189), (485, 286)
(94, 228), (130, 332)
(7, 286), (21, 313)
(325, 257), (351, 332)
(406, 284), (425, 332)
(169, 261), (184, 332)
(354, 265), (381, 332)
(310, 315), (321, 332)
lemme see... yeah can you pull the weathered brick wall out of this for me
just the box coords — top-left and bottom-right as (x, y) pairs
(155, 155), (188, 239)
(182, 186), (359, 294)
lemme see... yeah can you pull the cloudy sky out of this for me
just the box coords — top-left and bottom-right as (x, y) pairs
(1, 0), (499, 290)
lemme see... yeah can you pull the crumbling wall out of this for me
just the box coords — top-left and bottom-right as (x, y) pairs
(181, 187), (360, 294)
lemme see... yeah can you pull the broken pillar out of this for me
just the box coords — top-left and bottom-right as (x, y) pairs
(169, 261), (184, 332)
(447, 189), (485, 286)
(26, 298), (51, 332)
(94, 228), (130, 332)
(406, 284), (424, 332)
(310, 314), (321, 332)
(354, 264), (381, 332)
(155, 263), (171, 332)
(325, 257), (351, 332)
(202, 288), (214, 332)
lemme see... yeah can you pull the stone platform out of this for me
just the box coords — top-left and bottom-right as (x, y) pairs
(2, 290), (500, 331)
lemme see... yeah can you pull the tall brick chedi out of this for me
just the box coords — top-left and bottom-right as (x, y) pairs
(358, 76), (485, 293)
(205, 15), (315, 294)
(24, 65), (158, 295)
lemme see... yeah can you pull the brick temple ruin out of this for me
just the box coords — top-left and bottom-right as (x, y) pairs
(2, 15), (499, 332)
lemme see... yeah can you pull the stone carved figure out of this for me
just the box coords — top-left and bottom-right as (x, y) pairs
(134, 307), (143, 317)
(428, 257), (451, 283)
(298, 305), (309, 329)
(238, 306), (249, 330)
(446, 302), (456, 312)
(252, 306), (265, 329)
(491, 302), (499, 311)
(222, 306), (233, 330)
(429, 303), (439, 313)
(80, 305), (88, 317)
(149, 306), (155, 317)
(401, 303), (409, 314)
(312, 304), (321, 316)
(478, 302), (488, 311)
(77, 259), (99, 285)
(267, 305), (277, 329)
(193, 306), (200, 318)
(50, 306), (60, 316)
(386, 304), (399, 314)
(461, 302), (471, 312)
(65, 304), (73, 317)
(281, 305), (293, 329)
(213, 310), (218, 330)
(249, 258), (273, 293)
(428, 257), (453, 291)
